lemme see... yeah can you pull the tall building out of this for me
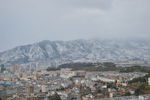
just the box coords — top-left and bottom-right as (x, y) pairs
(26, 86), (34, 94)
(148, 77), (150, 85)
(41, 85), (47, 92)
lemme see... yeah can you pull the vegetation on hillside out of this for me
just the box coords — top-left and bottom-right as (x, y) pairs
(47, 62), (117, 71)
(120, 66), (150, 73)
(47, 62), (150, 73)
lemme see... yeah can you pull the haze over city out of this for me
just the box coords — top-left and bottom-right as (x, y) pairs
(0, 0), (150, 51)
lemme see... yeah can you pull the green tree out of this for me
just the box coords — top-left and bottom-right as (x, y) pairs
(124, 92), (131, 96)
(135, 88), (143, 96)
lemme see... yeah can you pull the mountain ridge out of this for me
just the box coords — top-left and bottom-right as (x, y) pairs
(0, 39), (150, 68)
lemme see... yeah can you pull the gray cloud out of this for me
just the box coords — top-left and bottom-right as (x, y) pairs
(0, 0), (150, 51)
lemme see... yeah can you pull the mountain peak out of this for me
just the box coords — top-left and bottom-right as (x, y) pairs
(0, 39), (150, 67)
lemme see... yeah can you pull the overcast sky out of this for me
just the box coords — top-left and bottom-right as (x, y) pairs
(0, 0), (150, 51)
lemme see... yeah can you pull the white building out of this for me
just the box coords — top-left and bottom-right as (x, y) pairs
(41, 85), (48, 92)
(148, 77), (150, 85)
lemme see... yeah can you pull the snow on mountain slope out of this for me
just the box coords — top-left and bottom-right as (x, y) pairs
(0, 39), (150, 67)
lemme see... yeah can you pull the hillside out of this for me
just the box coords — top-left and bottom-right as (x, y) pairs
(0, 39), (150, 68)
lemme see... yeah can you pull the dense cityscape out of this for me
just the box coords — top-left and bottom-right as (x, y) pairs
(0, 62), (150, 100)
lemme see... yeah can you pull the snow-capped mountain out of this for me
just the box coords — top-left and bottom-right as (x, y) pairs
(0, 39), (150, 67)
